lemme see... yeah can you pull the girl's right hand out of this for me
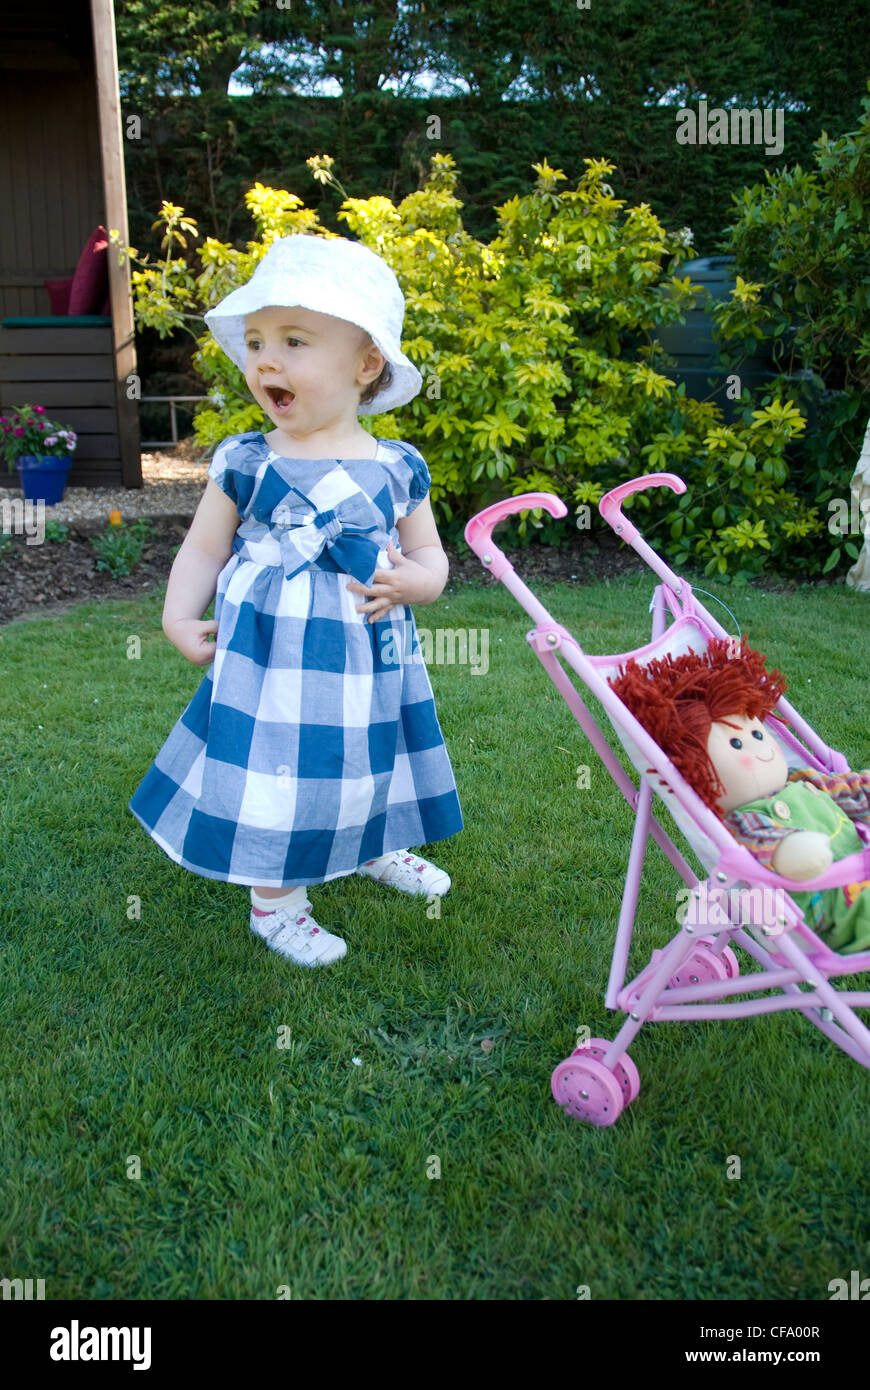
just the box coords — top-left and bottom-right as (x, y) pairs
(163, 617), (220, 665)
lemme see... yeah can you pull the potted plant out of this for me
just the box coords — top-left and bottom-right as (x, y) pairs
(0, 403), (77, 504)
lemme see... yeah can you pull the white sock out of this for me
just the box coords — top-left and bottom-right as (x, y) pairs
(250, 885), (308, 915)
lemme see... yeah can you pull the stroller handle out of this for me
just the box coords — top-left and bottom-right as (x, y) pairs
(599, 472), (688, 593)
(464, 492), (568, 579)
(599, 472), (686, 541)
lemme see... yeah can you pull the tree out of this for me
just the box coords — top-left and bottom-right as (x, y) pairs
(116, 1), (265, 106)
(116, 0), (433, 105)
(116, 0), (870, 117)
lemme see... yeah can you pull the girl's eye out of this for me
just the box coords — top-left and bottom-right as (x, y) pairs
(752, 729), (764, 741)
(729, 737), (743, 749)
(245, 337), (302, 349)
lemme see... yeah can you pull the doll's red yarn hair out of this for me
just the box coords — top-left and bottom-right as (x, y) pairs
(607, 636), (787, 813)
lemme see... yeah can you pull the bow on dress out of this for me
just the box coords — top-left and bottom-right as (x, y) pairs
(271, 494), (384, 586)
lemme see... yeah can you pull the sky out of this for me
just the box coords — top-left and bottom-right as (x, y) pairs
(225, 47), (574, 100)
(225, 51), (802, 108)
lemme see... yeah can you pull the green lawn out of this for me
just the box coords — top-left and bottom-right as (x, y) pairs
(1, 571), (869, 1300)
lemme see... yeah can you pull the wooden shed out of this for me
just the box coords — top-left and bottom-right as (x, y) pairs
(0, 0), (140, 487)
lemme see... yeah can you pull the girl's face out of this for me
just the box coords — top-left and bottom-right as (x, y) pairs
(243, 305), (385, 441)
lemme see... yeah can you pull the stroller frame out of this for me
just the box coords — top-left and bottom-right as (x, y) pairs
(465, 472), (870, 1125)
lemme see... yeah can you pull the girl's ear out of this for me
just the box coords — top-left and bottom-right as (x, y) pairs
(357, 335), (386, 384)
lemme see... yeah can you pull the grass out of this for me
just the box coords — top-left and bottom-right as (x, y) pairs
(1, 570), (869, 1300)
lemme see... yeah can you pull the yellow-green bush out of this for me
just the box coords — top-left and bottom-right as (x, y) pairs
(121, 154), (817, 578)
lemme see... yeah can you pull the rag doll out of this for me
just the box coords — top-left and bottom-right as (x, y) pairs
(608, 637), (870, 953)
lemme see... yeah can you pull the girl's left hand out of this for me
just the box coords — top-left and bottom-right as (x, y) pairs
(347, 543), (435, 622)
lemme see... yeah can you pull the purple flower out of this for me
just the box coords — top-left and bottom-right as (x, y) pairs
(14, 427), (24, 436)
(33, 405), (45, 414)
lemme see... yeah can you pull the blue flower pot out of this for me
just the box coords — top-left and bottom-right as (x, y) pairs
(15, 455), (74, 505)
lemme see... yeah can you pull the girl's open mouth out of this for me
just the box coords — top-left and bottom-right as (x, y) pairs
(264, 386), (295, 414)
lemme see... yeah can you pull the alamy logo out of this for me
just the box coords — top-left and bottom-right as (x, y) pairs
(829, 1270), (870, 1299)
(0, 497), (45, 544)
(380, 626), (490, 675)
(828, 495), (870, 536)
(49, 1320), (152, 1370)
(0, 1276), (45, 1299)
(675, 100), (784, 157)
(677, 882), (787, 932)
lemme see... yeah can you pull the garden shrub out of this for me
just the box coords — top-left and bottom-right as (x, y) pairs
(122, 154), (817, 578)
(708, 82), (870, 576)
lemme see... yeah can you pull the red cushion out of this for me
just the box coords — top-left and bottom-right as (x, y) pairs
(68, 225), (109, 315)
(44, 276), (74, 314)
(100, 293), (110, 316)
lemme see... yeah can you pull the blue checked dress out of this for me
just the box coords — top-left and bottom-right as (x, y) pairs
(128, 431), (463, 887)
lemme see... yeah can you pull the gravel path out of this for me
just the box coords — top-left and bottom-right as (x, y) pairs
(0, 448), (211, 523)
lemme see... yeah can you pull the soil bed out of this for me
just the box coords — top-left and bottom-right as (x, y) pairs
(0, 516), (650, 628)
(0, 438), (815, 627)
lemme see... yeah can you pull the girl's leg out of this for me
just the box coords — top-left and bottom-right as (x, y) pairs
(250, 883), (306, 913)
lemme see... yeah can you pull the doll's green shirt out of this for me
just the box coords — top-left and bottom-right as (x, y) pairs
(725, 774), (870, 953)
(729, 780), (863, 857)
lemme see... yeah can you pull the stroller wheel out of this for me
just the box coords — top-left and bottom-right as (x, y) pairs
(668, 942), (739, 995)
(572, 1038), (641, 1105)
(700, 937), (740, 981)
(551, 1053), (627, 1126)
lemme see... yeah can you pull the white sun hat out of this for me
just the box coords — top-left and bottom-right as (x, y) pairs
(203, 233), (423, 415)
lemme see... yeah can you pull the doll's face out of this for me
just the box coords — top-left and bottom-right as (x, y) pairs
(706, 713), (789, 813)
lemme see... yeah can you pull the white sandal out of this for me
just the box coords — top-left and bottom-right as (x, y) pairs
(357, 849), (451, 897)
(250, 901), (347, 966)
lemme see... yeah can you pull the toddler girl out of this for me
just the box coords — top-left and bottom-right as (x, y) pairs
(129, 234), (463, 966)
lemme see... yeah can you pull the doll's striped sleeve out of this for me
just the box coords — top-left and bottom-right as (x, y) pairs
(723, 809), (797, 867)
(789, 768), (870, 823)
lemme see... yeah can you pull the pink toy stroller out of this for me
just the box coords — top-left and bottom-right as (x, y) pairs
(465, 473), (870, 1126)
